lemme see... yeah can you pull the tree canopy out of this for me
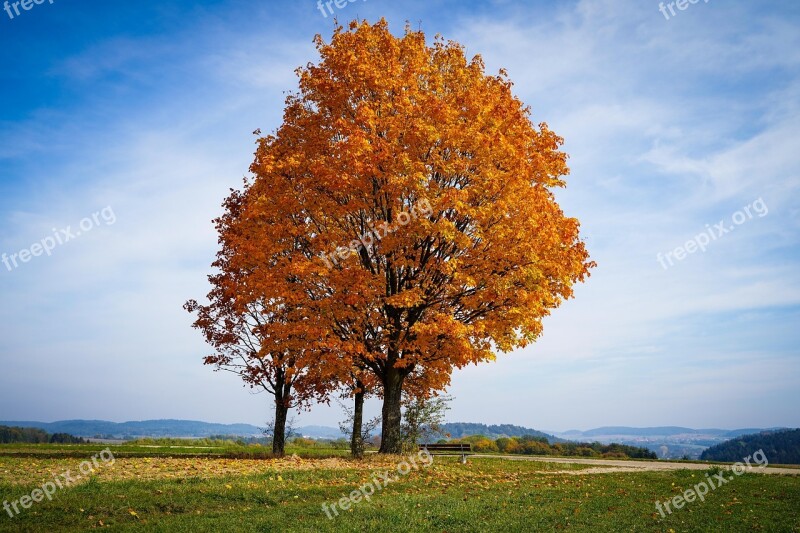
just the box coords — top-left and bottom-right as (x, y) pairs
(189, 19), (594, 453)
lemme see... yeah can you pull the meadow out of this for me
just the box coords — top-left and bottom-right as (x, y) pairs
(1, 444), (799, 532)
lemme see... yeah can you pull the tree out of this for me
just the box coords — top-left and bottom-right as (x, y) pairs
(263, 414), (299, 450)
(329, 355), (380, 459)
(400, 394), (451, 451)
(700, 429), (800, 465)
(0, 426), (49, 444)
(344, 374), (379, 459)
(185, 189), (331, 457)
(337, 396), (381, 458)
(215, 19), (594, 453)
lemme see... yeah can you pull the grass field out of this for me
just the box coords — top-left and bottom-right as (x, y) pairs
(1, 446), (799, 532)
(0, 443), (350, 460)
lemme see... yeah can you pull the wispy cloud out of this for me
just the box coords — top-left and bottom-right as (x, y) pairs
(0, 0), (797, 430)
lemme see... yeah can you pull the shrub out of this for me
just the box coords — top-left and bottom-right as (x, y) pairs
(473, 438), (499, 453)
(291, 437), (317, 448)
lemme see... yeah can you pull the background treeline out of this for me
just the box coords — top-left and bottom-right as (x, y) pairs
(129, 435), (654, 459)
(441, 423), (561, 442)
(447, 434), (657, 459)
(0, 425), (85, 444)
(700, 429), (800, 464)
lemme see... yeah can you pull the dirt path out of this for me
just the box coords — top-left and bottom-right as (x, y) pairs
(469, 454), (800, 475)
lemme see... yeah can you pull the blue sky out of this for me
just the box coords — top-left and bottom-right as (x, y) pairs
(1, 0), (798, 432)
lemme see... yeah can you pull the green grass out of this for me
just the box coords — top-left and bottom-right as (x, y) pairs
(0, 443), (350, 460)
(1, 453), (798, 532)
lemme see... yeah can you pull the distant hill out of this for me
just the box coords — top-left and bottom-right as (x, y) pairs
(700, 429), (800, 464)
(441, 423), (563, 443)
(550, 426), (790, 460)
(297, 425), (346, 439)
(0, 420), (265, 439)
(0, 420), (560, 442)
(566, 427), (779, 438)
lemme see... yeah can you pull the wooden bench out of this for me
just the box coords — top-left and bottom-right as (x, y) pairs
(419, 443), (472, 463)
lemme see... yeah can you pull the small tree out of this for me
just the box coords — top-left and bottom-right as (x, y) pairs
(262, 415), (299, 452)
(400, 394), (451, 451)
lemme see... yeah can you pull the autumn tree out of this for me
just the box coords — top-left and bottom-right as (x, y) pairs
(342, 371), (375, 459)
(337, 392), (381, 459)
(184, 189), (331, 457)
(212, 19), (594, 454)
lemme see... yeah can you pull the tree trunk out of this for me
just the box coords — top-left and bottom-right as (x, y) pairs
(379, 367), (405, 454)
(272, 399), (289, 457)
(351, 383), (365, 459)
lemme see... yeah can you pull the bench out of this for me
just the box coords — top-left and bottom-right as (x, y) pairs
(419, 443), (472, 463)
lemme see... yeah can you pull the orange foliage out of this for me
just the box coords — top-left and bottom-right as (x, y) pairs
(195, 19), (594, 452)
